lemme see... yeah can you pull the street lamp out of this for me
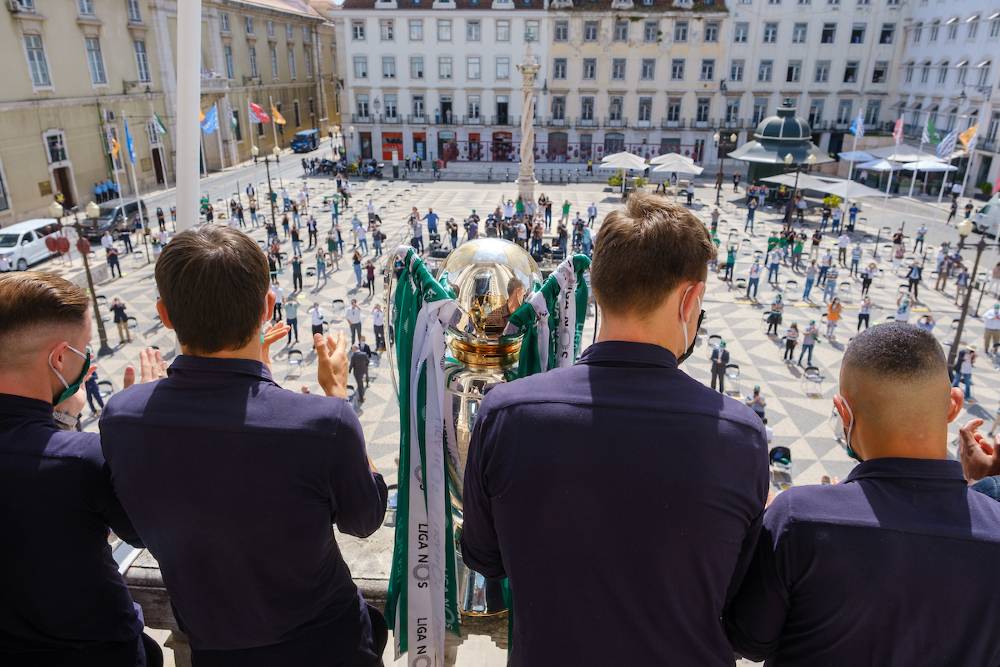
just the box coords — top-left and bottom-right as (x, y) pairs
(713, 132), (723, 205)
(958, 218), (973, 248)
(50, 200), (114, 357)
(252, 144), (278, 227)
(948, 235), (991, 368)
(348, 125), (355, 162)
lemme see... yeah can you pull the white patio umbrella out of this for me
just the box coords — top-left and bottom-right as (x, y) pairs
(867, 144), (940, 163)
(857, 159), (902, 200)
(598, 151), (647, 171)
(900, 159), (958, 197)
(649, 152), (695, 166)
(651, 157), (704, 175)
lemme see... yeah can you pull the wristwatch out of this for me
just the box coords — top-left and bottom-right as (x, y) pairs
(53, 409), (81, 431)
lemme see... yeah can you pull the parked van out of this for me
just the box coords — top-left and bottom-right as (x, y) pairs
(80, 199), (148, 241)
(0, 219), (61, 271)
(291, 129), (319, 153)
(974, 194), (1000, 238)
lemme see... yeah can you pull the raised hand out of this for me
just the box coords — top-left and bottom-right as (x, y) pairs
(314, 331), (348, 399)
(260, 322), (291, 368)
(958, 418), (1000, 483)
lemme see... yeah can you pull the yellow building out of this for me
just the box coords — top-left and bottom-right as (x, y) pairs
(0, 0), (340, 225)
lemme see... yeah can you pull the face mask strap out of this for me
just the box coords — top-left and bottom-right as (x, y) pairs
(47, 349), (70, 390)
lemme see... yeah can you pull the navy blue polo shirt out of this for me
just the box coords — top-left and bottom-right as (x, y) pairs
(100, 356), (387, 660)
(0, 394), (144, 658)
(725, 458), (1000, 666)
(461, 341), (769, 666)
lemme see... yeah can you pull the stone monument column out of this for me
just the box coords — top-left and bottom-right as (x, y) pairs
(516, 53), (540, 202)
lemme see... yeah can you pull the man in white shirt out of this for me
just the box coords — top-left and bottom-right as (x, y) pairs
(515, 221), (528, 248)
(309, 302), (325, 337)
(984, 303), (1000, 355)
(372, 304), (386, 351)
(587, 202), (598, 227)
(101, 231), (115, 252)
(271, 283), (284, 322)
(346, 298), (363, 344)
(837, 233), (850, 266)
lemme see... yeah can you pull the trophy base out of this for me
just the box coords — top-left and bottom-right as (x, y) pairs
(459, 561), (509, 617)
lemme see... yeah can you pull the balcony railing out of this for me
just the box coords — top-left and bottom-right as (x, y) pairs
(660, 119), (685, 129)
(604, 117), (628, 128)
(546, 117), (569, 128)
(575, 117), (598, 128)
(407, 114), (428, 124)
(351, 113), (372, 123)
(490, 115), (518, 127)
(463, 115), (484, 125)
(692, 119), (710, 129)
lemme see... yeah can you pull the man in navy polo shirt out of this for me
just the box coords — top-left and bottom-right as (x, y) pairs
(462, 192), (769, 666)
(0, 272), (161, 666)
(100, 227), (388, 666)
(725, 323), (1000, 665)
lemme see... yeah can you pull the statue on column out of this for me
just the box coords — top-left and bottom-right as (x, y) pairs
(516, 53), (540, 202)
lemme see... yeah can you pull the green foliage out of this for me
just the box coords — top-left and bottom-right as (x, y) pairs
(822, 194), (843, 208)
(633, 177), (647, 189)
(977, 182), (994, 197)
(608, 173), (623, 187)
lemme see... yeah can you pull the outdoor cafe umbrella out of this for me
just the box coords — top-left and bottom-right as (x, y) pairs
(857, 159), (903, 200)
(650, 156), (704, 176)
(900, 159), (957, 197)
(598, 151), (647, 171)
(649, 152), (696, 166)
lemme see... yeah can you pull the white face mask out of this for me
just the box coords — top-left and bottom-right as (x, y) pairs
(836, 396), (862, 461)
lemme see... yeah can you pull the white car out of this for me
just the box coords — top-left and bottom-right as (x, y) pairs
(0, 218), (61, 271)
(974, 194), (1000, 237)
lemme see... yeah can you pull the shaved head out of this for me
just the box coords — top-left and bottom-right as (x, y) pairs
(0, 272), (90, 369)
(839, 323), (953, 455)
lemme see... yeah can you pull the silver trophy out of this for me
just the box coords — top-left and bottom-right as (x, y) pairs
(387, 238), (542, 617)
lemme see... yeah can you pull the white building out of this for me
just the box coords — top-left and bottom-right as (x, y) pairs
(727, 0), (905, 158)
(324, 0), (547, 164)
(897, 3), (1000, 192)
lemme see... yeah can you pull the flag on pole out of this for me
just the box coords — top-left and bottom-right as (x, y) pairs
(271, 103), (287, 126)
(892, 118), (904, 145)
(200, 105), (219, 134)
(199, 109), (206, 123)
(123, 119), (137, 165)
(849, 111), (865, 138)
(922, 118), (938, 145)
(937, 129), (959, 160)
(248, 101), (270, 123)
(152, 112), (168, 136)
(959, 124), (979, 151)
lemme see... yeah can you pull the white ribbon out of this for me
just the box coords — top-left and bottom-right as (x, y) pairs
(527, 291), (550, 371)
(553, 259), (577, 368)
(403, 247), (458, 667)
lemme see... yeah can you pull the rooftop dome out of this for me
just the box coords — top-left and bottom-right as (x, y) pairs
(754, 101), (812, 143)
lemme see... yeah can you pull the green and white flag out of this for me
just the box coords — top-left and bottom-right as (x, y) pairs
(506, 254), (591, 378)
(152, 112), (168, 136)
(387, 246), (461, 666)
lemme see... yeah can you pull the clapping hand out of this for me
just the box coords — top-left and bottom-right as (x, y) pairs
(260, 322), (291, 368)
(314, 331), (348, 399)
(958, 419), (1000, 483)
(123, 348), (167, 389)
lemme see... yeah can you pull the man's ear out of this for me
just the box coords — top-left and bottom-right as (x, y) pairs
(156, 300), (174, 331)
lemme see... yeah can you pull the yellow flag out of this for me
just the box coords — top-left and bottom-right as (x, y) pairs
(271, 104), (287, 126)
(110, 137), (120, 158)
(959, 124), (978, 149)
(199, 109), (206, 123)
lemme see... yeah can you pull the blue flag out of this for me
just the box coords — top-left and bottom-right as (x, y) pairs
(849, 111), (865, 138)
(123, 118), (136, 165)
(200, 105), (219, 134)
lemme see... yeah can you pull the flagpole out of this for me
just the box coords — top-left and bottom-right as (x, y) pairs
(959, 149), (974, 199)
(908, 140), (924, 198)
(108, 128), (125, 207)
(175, 0), (201, 232)
(843, 127), (859, 222)
(214, 102), (226, 170)
(938, 157), (952, 204)
(269, 95), (280, 152)
(121, 115), (151, 264)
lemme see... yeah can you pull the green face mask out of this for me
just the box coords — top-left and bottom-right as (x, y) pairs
(49, 344), (91, 405)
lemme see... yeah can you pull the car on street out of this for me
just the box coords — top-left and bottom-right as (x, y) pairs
(0, 218), (62, 271)
(291, 129), (319, 153)
(974, 194), (1000, 237)
(79, 199), (149, 242)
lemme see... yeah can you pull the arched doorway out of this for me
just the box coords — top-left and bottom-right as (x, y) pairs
(604, 132), (624, 154)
